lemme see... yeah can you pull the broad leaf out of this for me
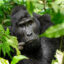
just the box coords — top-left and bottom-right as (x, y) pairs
(40, 22), (64, 38)
(5, 28), (10, 35)
(0, 57), (9, 64)
(6, 36), (21, 55)
(26, 0), (35, 16)
(0, 0), (4, 6)
(0, 25), (20, 57)
(11, 55), (28, 64)
(51, 50), (64, 64)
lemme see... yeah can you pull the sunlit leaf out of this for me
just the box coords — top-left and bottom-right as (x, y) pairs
(13, 0), (23, 4)
(6, 36), (21, 55)
(0, 57), (9, 64)
(11, 55), (28, 64)
(5, 28), (10, 35)
(26, 0), (35, 16)
(40, 22), (64, 38)
(51, 2), (59, 13)
(51, 50), (64, 64)
(4, 0), (11, 3)
(1, 42), (11, 56)
(51, 0), (64, 14)
(0, 25), (20, 58)
(0, 0), (4, 6)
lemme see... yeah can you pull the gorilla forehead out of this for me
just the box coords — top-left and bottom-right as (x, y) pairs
(12, 10), (29, 22)
(11, 7), (30, 24)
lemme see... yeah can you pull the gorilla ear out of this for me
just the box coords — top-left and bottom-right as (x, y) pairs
(33, 13), (51, 22)
(39, 14), (51, 23)
(11, 5), (26, 16)
(38, 14), (53, 27)
(33, 13), (41, 19)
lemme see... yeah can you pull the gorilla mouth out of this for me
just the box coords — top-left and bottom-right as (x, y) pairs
(26, 39), (37, 44)
(18, 40), (34, 50)
(18, 38), (40, 50)
(26, 40), (33, 43)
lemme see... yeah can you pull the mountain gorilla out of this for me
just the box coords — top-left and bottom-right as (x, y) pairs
(10, 5), (60, 64)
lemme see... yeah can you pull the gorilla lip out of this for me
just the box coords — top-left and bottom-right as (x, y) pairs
(26, 39), (38, 44)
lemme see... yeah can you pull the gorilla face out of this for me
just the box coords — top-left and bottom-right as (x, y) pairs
(11, 17), (40, 51)
(15, 18), (40, 43)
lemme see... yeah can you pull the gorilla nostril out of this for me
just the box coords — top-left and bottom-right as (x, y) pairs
(27, 33), (32, 36)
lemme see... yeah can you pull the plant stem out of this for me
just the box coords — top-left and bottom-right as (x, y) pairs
(42, 0), (46, 11)
(60, 37), (63, 51)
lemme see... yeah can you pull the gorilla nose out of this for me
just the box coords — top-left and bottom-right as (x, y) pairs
(27, 33), (32, 36)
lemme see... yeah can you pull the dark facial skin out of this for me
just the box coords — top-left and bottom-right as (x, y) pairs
(14, 18), (40, 42)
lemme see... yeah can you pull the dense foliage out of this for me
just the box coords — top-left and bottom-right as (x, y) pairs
(0, 0), (64, 64)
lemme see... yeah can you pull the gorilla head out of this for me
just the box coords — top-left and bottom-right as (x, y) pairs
(11, 5), (41, 51)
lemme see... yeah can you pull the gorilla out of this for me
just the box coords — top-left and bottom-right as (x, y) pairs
(10, 5), (60, 64)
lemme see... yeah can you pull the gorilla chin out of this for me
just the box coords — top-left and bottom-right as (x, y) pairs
(25, 35), (39, 44)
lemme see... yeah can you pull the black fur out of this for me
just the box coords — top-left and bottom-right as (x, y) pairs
(10, 5), (60, 64)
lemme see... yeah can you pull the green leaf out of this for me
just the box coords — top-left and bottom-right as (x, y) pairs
(51, 50), (64, 64)
(4, 0), (11, 3)
(26, 0), (35, 16)
(0, 25), (5, 32)
(0, 25), (5, 39)
(11, 55), (28, 64)
(13, 0), (23, 4)
(6, 36), (21, 55)
(51, 0), (64, 14)
(55, 50), (64, 64)
(47, 0), (52, 2)
(0, 25), (20, 57)
(1, 41), (11, 56)
(40, 22), (64, 38)
(5, 28), (10, 35)
(2, 42), (6, 56)
(0, 57), (9, 64)
(0, 25), (15, 57)
(51, 2), (59, 13)
(0, 0), (4, 6)
(6, 36), (18, 48)
(3, 19), (10, 24)
(51, 60), (58, 64)
(0, 10), (4, 16)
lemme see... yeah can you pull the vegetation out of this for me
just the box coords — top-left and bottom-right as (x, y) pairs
(51, 50), (64, 64)
(0, 57), (9, 64)
(0, 0), (64, 64)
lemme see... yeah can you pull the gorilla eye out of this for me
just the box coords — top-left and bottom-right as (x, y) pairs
(19, 24), (24, 27)
(28, 20), (33, 25)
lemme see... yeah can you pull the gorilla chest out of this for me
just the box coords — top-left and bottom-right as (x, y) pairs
(20, 47), (43, 64)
